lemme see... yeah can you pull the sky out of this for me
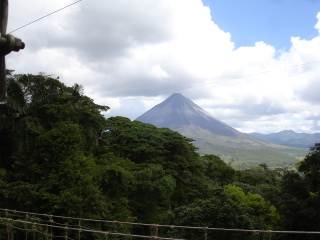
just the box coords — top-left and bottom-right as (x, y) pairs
(5, 0), (320, 134)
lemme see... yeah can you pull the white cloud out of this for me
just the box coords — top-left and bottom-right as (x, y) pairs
(5, 1), (320, 133)
(150, 65), (170, 79)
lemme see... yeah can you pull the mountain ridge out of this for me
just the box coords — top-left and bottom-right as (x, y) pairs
(136, 93), (308, 167)
(248, 130), (320, 148)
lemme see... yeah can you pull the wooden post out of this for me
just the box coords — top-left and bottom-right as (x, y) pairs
(0, 0), (25, 104)
(0, 0), (8, 103)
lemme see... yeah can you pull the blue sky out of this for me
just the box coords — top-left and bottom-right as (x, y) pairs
(6, 0), (320, 133)
(203, 0), (320, 49)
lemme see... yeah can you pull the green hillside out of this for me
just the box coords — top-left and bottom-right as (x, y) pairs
(176, 125), (308, 167)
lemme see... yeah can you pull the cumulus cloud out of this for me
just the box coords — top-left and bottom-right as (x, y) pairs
(150, 65), (170, 79)
(5, 1), (320, 133)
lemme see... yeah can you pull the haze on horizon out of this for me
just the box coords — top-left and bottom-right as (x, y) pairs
(6, 0), (320, 134)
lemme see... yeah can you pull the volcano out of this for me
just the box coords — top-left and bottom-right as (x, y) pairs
(136, 93), (307, 167)
(136, 93), (239, 137)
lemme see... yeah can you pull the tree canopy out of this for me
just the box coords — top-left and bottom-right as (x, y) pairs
(1, 72), (320, 239)
(298, 143), (320, 193)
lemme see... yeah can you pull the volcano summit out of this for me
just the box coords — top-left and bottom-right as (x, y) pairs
(136, 93), (238, 137)
(136, 93), (307, 167)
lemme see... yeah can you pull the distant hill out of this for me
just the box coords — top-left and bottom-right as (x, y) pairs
(136, 93), (308, 167)
(248, 130), (320, 148)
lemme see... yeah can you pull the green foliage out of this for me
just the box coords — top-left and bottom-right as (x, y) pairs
(177, 125), (308, 167)
(224, 185), (280, 230)
(298, 143), (320, 193)
(102, 116), (207, 206)
(278, 170), (320, 239)
(2, 72), (320, 239)
(276, 143), (320, 238)
(200, 154), (235, 185)
(170, 189), (262, 240)
(129, 164), (176, 225)
(0, 74), (108, 170)
(0, 73), (120, 220)
(234, 165), (283, 206)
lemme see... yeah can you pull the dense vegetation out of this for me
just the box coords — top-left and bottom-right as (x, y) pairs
(177, 125), (308, 167)
(1, 73), (320, 239)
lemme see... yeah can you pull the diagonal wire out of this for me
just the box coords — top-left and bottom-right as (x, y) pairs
(8, 0), (83, 34)
(119, 60), (320, 103)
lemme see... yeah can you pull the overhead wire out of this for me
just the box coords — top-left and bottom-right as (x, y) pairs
(8, 0), (83, 34)
(119, 60), (320, 102)
(5, 0), (320, 105)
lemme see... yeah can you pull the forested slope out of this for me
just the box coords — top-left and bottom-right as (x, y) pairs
(1, 73), (320, 239)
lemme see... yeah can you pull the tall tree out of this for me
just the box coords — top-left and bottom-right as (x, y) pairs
(278, 171), (320, 239)
(298, 143), (320, 193)
(102, 116), (207, 206)
(171, 189), (262, 240)
(200, 154), (235, 186)
(0, 73), (113, 219)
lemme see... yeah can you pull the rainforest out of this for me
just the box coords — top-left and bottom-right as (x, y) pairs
(1, 73), (320, 240)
